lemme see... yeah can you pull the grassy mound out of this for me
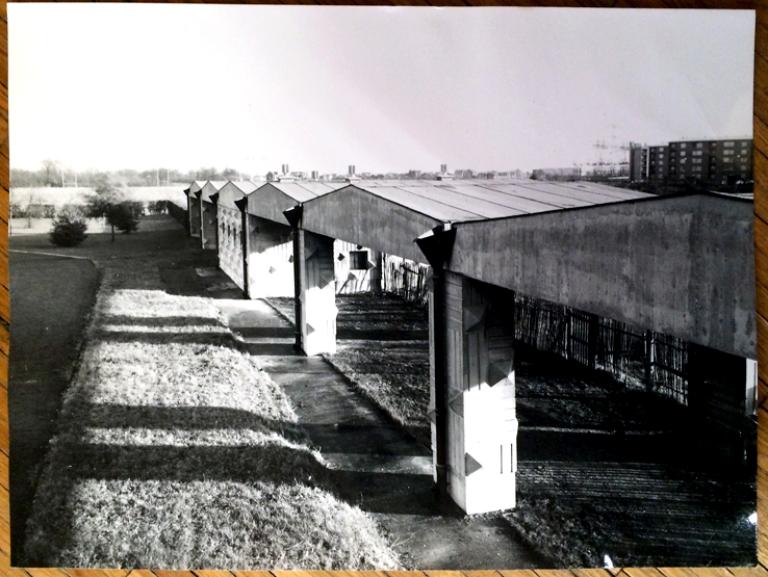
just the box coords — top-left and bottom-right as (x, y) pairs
(23, 284), (399, 569)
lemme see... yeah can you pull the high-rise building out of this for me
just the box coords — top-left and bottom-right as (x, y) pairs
(647, 145), (669, 182)
(629, 142), (648, 182)
(636, 138), (752, 186)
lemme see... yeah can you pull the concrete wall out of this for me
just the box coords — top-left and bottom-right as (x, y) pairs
(246, 215), (294, 298)
(218, 205), (244, 290)
(449, 194), (755, 358)
(189, 196), (201, 237)
(201, 201), (217, 250)
(333, 240), (382, 295)
(246, 183), (297, 224)
(217, 182), (244, 211)
(302, 186), (439, 264)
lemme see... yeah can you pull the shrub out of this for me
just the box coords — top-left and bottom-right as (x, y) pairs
(49, 214), (88, 247)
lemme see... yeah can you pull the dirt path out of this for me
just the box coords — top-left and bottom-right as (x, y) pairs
(9, 251), (100, 562)
(221, 298), (548, 570)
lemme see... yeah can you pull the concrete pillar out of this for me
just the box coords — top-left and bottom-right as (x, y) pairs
(185, 191), (193, 236)
(285, 205), (337, 356)
(191, 191), (202, 238)
(418, 224), (517, 514)
(644, 330), (656, 393)
(210, 193), (219, 259)
(200, 194), (219, 251)
(200, 199), (207, 249)
(369, 249), (383, 294)
(745, 358), (758, 417)
(234, 198), (250, 298)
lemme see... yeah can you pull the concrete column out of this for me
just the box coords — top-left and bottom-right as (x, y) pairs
(200, 200), (207, 249)
(368, 249), (383, 294)
(301, 232), (337, 355)
(210, 193), (219, 258)
(291, 225), (307, 350)
(185, 191), (193, 236)
(285, 205), (337, 356)
(234, 198), (250, 298)
(644, 330), (656, 393)
(191, 191), (202, 238)
(418, 224), (517, 514)
(745, 358), (758, 417)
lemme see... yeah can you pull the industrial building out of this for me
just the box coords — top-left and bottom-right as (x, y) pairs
(185, 175), (756, 516)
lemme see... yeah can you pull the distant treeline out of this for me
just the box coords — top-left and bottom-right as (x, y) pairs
(10, 163), (246, 188)
(11, 201), (177, 222)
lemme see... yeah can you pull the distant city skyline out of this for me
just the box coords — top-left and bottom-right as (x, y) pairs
(9, 5), (755, 174)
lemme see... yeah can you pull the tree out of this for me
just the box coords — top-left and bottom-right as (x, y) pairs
(221, 167), (239, 180)
(41, 159), (62, 187)
(85, 174), (127, 241)
(49, 209), (88, 247)
(107, 202), (140, 235)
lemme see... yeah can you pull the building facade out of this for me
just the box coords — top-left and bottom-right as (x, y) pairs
(629, 142), (648, 181)
(639, 138), (752, 186)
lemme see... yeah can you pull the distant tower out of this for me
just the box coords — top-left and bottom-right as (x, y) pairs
(440, 163), (448, 174)
(311, 170), (319, 180)
(281, 164), (290, 176)
(348, 164), (356, 177)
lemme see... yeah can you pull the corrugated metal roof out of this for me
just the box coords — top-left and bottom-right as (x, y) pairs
(231, 181), (260, 195)
(265, 180), (346, 202)
(341, 179), (651, 222)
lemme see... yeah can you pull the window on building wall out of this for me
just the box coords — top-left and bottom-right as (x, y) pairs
(350, 250), (369, 270)
(723, 141), (735, 148)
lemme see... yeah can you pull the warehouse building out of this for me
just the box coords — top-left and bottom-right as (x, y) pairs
(282, 180), (756, 514)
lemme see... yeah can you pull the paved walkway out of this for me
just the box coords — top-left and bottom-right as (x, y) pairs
(217, 296), (548, 569)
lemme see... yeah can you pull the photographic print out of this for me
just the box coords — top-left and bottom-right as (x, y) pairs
(7, 4), (758, 570)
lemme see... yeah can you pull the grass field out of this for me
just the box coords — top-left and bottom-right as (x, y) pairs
(17, 223), (399, 570)
(8, 252), (101, 563)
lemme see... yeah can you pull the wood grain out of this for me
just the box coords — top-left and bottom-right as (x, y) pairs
(0, 1), (764, 576)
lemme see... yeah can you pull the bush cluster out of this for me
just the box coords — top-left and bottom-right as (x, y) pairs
(49, 213), (88, 247)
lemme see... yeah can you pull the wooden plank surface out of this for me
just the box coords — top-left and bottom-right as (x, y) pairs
(0, 1), (764, 577)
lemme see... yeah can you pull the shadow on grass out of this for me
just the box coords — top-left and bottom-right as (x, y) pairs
(101, 315), (225, 327)
(80, 403), (429, 458)
(94, 322), (301, 356)
(23, 402), (440, 566)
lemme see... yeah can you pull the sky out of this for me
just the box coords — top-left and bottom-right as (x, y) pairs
(8, 4), (756, 175)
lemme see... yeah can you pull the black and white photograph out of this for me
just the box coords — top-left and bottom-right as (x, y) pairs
(7, 4), (758, 570)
